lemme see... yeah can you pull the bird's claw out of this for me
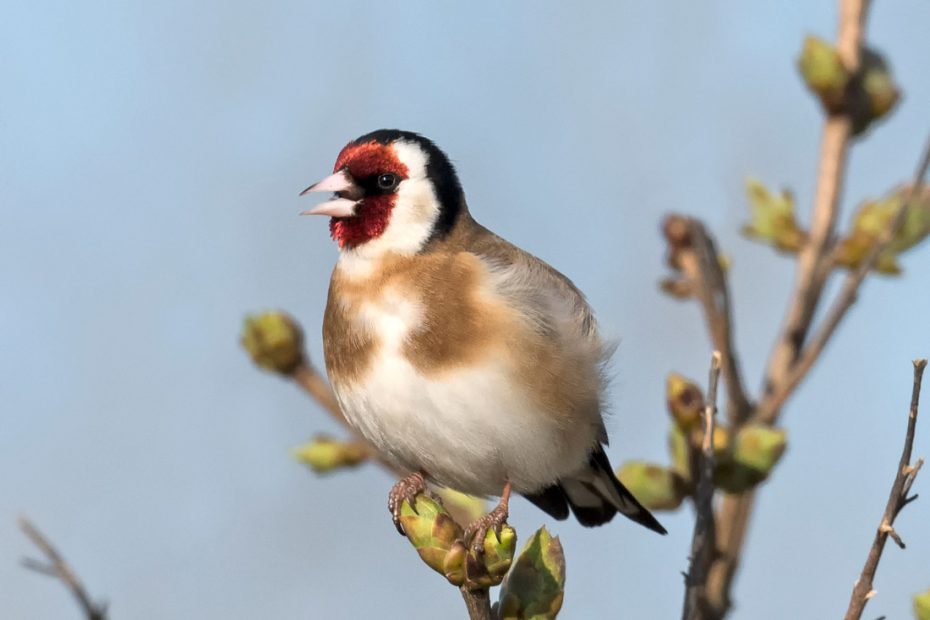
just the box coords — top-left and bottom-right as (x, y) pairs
(463, 502), (510, 556)
(388, 472), (428, 536)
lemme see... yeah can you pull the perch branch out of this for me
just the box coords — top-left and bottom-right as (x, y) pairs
(18, 516), (107, 620)
(682, 352), (722, 620)
(843, 359), (926, 620)
(460, 587), (494, 620)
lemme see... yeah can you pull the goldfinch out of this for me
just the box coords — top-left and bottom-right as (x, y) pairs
(301, 129), (666, 547)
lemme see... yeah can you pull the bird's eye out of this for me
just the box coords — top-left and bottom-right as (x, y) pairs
(376, 173), (399, 191)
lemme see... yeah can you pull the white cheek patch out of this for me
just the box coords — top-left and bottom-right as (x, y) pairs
(340, 140), (441, 267)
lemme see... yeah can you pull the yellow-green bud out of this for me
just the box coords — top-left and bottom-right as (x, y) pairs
(240, 311), (304, 375)
(733, 425), (787, 477)
(435, 488), (486, 525)
(291, 436), (367, 474)
(398, 496), (463, 576)
(742, 179), (807, 253)
(617, 461), (687, 511)
(667, 373), (704, 430)
(797, 35), (850, 113)
(462, 525), (517, 590)
(914, 588), (930, 620)
(498, 527), (565, 620)
(668, 426), (691, 482)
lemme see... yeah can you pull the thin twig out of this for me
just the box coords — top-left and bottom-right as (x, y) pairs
(664, 217), (752, 425)
(682, 352), (723, 620)
(18, 516), (107, 620)
(843, 359), (926, 620)
(757, 133), (930, 423)
(460, 586), (494, 620)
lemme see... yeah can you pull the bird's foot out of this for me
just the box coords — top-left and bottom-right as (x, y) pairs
(463, 482), (512, 555)
(388, 471), (429, 536)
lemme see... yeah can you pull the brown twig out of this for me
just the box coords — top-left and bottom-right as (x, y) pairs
(663, 217), (752, 425)
(756, 135), (930, 423)
(18, 516), (107, 620)
(843, 359), (926, 620)
(461, 586), (494, 620)
(682, 352), (722, 620)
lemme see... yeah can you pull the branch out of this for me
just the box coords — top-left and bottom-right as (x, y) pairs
(18, 516), (107, 620)
(663, 217), (752, 424)
(756, 134), (930, 423)
(844, 359), (926, 620)
(762, 0), (871, 401)
(682, 352), (722, 620)
(461, 587), (494, 620)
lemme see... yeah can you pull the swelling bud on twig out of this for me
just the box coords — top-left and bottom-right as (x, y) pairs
(398, 495), (464, 580)
(853, 49), (900, 135)
(914, 588), (930, 620)
(291, 436), (367, 474)
(668, 426), (691, 482)
(498, 527), (565, 620)
(733, 425), (787, 477)
(798, 35), (850, 113)
(742, 179), (808, 253)
(667, 373), (705, 430)
(836, 187), (930, 275)
(240, 311), (305, 375)
(617, 461), (687, 511)
(461, 525), (517, 590)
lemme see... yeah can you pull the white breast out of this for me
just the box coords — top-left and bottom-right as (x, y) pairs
(330, 287), (594, 497)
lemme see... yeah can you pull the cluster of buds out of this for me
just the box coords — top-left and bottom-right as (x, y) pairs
(398, 495), (515, 591)
(618, 372), (788, 510)
(240, 311), (305, 375)
(797, 35), (899, 135)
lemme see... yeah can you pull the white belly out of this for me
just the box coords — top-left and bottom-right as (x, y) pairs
(333, 351), (591, 496)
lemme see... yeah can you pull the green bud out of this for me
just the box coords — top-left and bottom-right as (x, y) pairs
(667, 373), (705, 430)
(616, 461), (686, 511)
(914, 587), (930, 620)
(836, 188), (930, 275)
(240, 311), (304, 375)
(442, 541), (467, 586)
(436, 488), (486, 525)
(498, 527), (565, 620)
(462, 525), (517, 590)
(733, 425), (787, 477)
(797, 35), (850, 113)
(398, 496), (464, 577)
(668, 426), (691, 482)
(742, 179), (807, 253)
(291, 436), (367, 474)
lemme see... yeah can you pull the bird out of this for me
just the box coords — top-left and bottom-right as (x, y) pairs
(300, 129), (666, 549)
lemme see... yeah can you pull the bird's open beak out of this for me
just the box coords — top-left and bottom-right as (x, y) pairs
(299, 169), (361, 217)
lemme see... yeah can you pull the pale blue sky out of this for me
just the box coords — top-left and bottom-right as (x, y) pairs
(2, 1), (929, 618)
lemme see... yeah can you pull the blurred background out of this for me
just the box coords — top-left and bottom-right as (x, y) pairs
(3, 1), (929, 618)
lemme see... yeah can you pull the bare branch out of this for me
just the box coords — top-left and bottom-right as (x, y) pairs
(460, 587), (494, 620)
(18, 516), (107, 620)
(757, 134), (930, 423)
(682, 352), (722, 620)
(844, 359), (927, 620)
(663, 217), (752, 424)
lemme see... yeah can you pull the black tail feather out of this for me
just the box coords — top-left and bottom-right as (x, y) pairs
(523, 447), (667, 534)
